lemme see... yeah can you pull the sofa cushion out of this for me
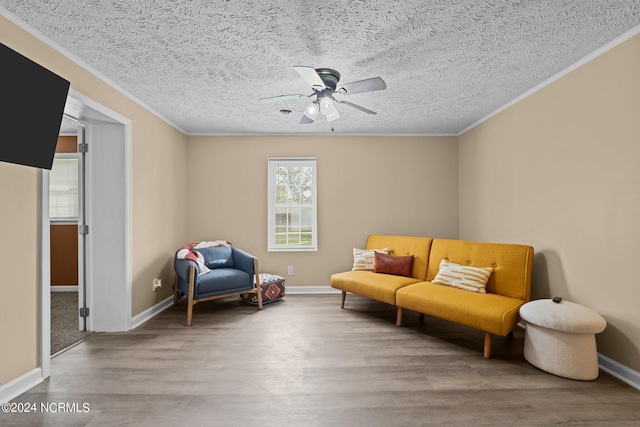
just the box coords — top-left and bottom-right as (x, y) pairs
(366, 235), (433, 280)
(432, 259), (493, 293)
(331, 271), (422, 305)
(374, 252), (414, 277)
(427, 239), (534, 300)
(198, 246), (234, 269)
(396, 281), (525, 336)
(352, 247), (389, 271)
(196, 268), (251, 297)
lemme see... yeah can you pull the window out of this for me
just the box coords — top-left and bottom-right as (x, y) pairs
(49, 156), (79, 220)
(268, 158), (317, 251)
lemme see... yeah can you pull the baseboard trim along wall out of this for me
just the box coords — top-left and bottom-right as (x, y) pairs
(598, 353), (640, 391)
(131, 296), (174, 329)
(0, 368), (43, 404)
(285, 286), (341, 294)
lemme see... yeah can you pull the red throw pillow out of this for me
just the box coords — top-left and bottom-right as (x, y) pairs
(374, 252), (414, 277)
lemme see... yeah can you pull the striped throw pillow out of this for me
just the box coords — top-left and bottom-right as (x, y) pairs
(432, 259), (493, 293)
(352, 248), (389, 271)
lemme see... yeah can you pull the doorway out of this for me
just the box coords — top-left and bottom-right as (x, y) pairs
(49, 127), (92, 354)
(39, 88), (132, 378)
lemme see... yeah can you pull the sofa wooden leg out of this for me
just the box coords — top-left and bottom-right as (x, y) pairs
(256, 289), (263, 310)
(187, 302), (193, 326)
(396, 307), (403, 327)
(187, 265), (195, 326)
(484, 332), (492, 358)
(341, 291), (346, 309)
(418, 312), (425, 320)
(254, 258), (263, 310)
(172, 274), (179, 306)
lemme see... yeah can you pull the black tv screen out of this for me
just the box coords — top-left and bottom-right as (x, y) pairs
(0, 42), (70, 170)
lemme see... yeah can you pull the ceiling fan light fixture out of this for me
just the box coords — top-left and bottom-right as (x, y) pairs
(261, 66), (386, 126)
(320, 96), (336, 115)
(325, 108), (340, 122)
(303, 101), (319, 121)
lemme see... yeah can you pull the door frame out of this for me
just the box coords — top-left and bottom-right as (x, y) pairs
(39, 88), (132, 378)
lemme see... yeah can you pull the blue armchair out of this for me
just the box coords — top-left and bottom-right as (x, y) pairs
(174, 244), (263, 325)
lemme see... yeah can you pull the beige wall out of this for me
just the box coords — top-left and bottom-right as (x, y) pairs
(459, 33), (640, 371)
(130, 112), (188, 315)
(0, 163), (38, 385)
(0, 15), (188, 385)
(186, 135), (459, 285)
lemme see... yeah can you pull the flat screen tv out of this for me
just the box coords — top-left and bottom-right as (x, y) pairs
(0, 42), (70, 170)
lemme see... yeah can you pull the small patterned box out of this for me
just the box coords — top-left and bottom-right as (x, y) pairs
(241, 273), (285, 305)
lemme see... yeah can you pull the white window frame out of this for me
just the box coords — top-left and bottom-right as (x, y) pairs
(49, 152), (79, 223)
(268, 157), (317, 252)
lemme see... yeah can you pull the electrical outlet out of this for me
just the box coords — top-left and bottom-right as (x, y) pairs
(153, 278), (162, 291)
(287, 266), (294, 276)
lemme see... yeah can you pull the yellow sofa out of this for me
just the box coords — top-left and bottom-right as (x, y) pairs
(330, 235), (534, 358)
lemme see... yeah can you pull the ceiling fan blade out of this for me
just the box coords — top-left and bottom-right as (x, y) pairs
(294, 66), (326, 90)
(300, 115), (314, 124)
(334, 99), (377, 115)
(337, 77), (387, 95)
(260, 94), (306, 104)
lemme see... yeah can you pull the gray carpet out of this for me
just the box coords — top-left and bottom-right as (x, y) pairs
(50, 292), (92, 355)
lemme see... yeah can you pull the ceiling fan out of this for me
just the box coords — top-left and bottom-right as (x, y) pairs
(260, 66), (387, 124)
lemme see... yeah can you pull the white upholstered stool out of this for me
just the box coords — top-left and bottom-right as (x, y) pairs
(519, 298), (606, 380)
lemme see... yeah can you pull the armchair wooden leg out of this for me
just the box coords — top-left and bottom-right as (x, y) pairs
(254, 258), (263, 310)
(172, 274), (179, 306)
(483, 332), (492, 358)
(187, 265), (195, 326)
(341, 291), (346, 309)
(396, 307), (403, 327)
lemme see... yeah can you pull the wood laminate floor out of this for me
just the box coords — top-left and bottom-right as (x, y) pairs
(4, 294), (640, 426)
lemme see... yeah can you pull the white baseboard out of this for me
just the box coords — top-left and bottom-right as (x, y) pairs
(50, 286), (78, 292)
(598, 353), (640, 391)
(131, 296), (174, 329)
(0, 368), (43, 404)
(285, 286), (341, 294)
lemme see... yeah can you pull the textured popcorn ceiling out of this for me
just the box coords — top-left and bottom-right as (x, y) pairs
(2, 1), (640, 135)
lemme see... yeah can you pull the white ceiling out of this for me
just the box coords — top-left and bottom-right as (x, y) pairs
(2, 1), (640, 135)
